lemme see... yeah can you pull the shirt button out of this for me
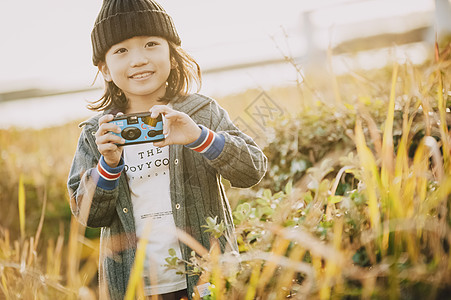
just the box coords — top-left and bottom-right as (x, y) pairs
(174, 159), (179, 165)
(123, 208), (128, 213)
(175, 203), (181, 210)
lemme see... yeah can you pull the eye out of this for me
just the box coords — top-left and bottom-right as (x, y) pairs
(113, 48), (127, 54)
(145, 41), (159, 48)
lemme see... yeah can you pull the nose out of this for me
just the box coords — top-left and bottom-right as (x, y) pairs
(129, 49), (149, 67)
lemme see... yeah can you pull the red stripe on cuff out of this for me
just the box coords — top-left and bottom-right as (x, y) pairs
(193, 130), (214, 153)
(97, 163), (121, 181)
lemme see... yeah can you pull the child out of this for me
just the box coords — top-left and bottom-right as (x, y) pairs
(67, 0), (267, 299)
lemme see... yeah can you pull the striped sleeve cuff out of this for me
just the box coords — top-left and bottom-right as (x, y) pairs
(185, 125), (225, 160)
(94, 156), (124, 190)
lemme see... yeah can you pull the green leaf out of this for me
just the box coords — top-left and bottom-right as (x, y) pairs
(233, 202), (252, 223)
(165, 257), (178, 266)
(284, 180), (293, 195)
(328, 195), (343, 204)
(205, 216), (218, 227)
(263, 189), (272, 200)
(233, 211), (245, 222)
(256, 198), (270, 206)
(257, 206), (274, 219)
(168, 248), (176, 257)
(304, 191), (313, 204)
(272, 191), (284, 199)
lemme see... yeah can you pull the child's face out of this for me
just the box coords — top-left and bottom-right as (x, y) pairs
(99, 36), (172, 103)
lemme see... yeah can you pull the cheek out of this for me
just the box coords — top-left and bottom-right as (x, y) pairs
(159, 56), (172, 78)
(163, 61), (172, 78)
(153, 59), (171, 82)
(105, 57), (124, 75)
(158, 48), (172, 75)
(107, 65), (126, 83)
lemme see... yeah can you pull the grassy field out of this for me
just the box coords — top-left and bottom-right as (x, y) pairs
(0, 41), (450, 299)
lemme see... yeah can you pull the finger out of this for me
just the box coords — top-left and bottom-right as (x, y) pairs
(99, 114), (114, 126)
(154, 136), (173, 147)
(162, 120), (170, 136)
(150, 105), (173, 118)
(153, 140), (167, 147)
(98, 143), (120, 154)
(96, 122), (121, 139)
(96, 132), (125, 146)
(160, 111), (181, 121)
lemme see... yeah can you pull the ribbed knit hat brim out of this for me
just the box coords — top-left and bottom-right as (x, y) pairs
(91, 0), (181, 66)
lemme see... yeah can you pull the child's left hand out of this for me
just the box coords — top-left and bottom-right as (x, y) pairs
(150, 105), (202, 147)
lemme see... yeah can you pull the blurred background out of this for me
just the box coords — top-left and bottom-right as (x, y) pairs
(1, 0), (450, 129)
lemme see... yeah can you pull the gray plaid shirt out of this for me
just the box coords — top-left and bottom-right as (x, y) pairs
(67, 93), (267, 299)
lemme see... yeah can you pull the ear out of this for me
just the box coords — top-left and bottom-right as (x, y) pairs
(98, 62), (112, 82)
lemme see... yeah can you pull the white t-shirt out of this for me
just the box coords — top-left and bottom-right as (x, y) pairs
(123, 143), (187, 295)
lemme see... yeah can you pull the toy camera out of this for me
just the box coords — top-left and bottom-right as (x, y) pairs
(109, 112), (164, 145)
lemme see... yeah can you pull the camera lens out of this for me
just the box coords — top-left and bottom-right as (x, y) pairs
(122, 127), (141, 140)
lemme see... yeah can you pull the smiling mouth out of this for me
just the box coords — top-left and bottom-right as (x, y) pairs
(129, 71), (153, 79)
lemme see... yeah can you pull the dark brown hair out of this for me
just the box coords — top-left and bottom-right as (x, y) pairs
(87, 41), (202, 112)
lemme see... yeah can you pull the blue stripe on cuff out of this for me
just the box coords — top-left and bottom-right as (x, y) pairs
(96, 156), (125, 190)
(99, 156), (125, 173)
(185, 125), (225, 160)
(185, 125), (209, 148)
(204, 133), (225, 160)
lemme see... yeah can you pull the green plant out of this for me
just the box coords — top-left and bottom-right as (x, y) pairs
(167, 44), (451, 300)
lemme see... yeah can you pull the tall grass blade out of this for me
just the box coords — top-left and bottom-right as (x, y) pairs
(0, 269), (9, 299)
(67, 217), (82, 289)
(257, 235), (290, 293)
(125, 220), (152, 300)
(393, 114), (414, 218)
(425, 136), (445, 181)
(380, 63), (399, 191)
(275, 245), (306, 299)
(412, 140), (428, 207)
(176, 228), (208, 257)
(244, 262), (260, 300)
(434, 42), (450, 170)
(18, 175), (26, 239)
(354, 118), (381, 231)
(33, 188), (47, 251)
(210, 240), (224, 300)
(320, 218), (344, 300)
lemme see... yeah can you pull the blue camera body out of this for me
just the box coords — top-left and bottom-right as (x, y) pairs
(109, 112), (164, 146)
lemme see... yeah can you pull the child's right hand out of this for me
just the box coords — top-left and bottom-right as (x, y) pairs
(95, 114), (125, 167)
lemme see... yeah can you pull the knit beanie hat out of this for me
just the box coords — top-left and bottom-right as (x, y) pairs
(91, 0), (181, 66)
